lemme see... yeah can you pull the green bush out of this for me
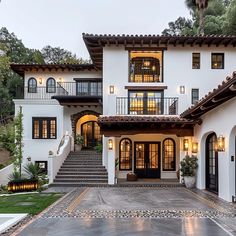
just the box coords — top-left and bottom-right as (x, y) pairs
(75, 134), (84, 145)
(180, 155), (198, 177)
(0, 123), (15, 155)
(23, 162), (42, 180)
(0, 164), (5, 170)
(95, 143), (102, 153)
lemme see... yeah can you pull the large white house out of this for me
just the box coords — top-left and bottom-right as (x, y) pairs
(11, 34), (236, 202)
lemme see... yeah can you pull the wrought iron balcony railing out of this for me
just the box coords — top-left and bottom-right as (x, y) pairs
(116, 97), (178, 115)
(15, 82), (102, 100)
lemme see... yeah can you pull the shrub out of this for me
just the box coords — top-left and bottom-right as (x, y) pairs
(180, 155), (198, 177)
(0, 123), (15, 155)
(23, 162), (42, 180)
(75, 134), (84, 145)
(95, 143), (102, 153)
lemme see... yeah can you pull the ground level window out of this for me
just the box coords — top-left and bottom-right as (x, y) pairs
(32, 117), (57, 139)
(35, 161), (48, 174)
(119, 138), (132, 170)
(163, 138), (176, 171)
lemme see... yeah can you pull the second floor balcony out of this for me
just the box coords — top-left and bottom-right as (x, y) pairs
(116, 97), (178, 115)
(15, 81), (102, 100)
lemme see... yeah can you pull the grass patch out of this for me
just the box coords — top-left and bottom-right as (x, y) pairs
(0, 193), (63, 215)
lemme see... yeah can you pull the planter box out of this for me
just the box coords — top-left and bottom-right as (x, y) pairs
(127, 173), (137, 181)
(8, 180), (38, 192)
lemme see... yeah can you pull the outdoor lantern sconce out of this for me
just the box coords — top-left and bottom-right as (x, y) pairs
(108, 139), (113, 150)
(183, 139), (189, 151)
(217, 135), (225, 152)
(109, 85), (114, 94)
(39, 78), (42, 84)
(192, 142), (198, 153)
(27, 156), (31, 162)
(59, 78), (62, 83)
(180, 86), (185, 94)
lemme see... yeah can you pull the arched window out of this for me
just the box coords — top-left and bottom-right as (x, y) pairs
(46, 77), (56, 93)
(28, 77), (37, 93)
(163, 138), (176, 171)
(119, 138), (132, 170)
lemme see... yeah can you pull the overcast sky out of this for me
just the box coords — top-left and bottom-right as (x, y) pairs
(0, 0), (190, 59)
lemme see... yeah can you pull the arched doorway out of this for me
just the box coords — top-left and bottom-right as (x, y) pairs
(206, 133), (218, 193)
(81, 121), (101, 148)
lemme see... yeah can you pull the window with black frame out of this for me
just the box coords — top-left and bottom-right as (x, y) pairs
(76, 81), (102, 96)
(163, 138), (176, 171)
(192, 53), (200, 69)
(128, 90), (163, 115)
(129, 52), (162, 83)
(211, 53), (224, 69)
(119, 138), (132, 170)
(28, 77), (37, 93)
(32, 117), (56, 139)
(191, 88), (199, 104)
(46, 77), (56, 93)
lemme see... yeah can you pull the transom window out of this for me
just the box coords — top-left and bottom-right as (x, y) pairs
(163, 138), (176, 171)
(192, 53), (200, 69)
(211, 53), (224, 69)
(76, 81), (102, 96)
(46, 77), (56, 93)
(129, 51), (163, 83)
(28, 77), (37, 93)
(119, 138), (132, 170)
(32, 117), (56, 139)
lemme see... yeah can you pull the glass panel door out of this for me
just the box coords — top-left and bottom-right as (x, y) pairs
(134, 142), (160, 178)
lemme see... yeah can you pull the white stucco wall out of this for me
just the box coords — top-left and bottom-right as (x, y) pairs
(194, 97), (236, 202)
(103, 45), (236, 115)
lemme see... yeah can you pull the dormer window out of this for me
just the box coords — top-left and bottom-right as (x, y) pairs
(129, 51), (163, 83)
(28, 77), (37, 93)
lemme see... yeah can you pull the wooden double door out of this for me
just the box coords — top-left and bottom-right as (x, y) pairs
(134, 142), (160, 178)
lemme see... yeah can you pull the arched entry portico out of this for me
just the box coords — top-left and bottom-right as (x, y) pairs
(71, 110), (101, 148)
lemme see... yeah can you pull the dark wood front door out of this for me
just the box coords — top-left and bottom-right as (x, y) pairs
(206, 133), (218, 194)
(134, 142), (160, 178)
(81, 121), (101, 148)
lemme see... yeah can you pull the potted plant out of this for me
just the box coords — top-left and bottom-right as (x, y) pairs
(75, 134), (83, 151)
(180, 155), (198, 188)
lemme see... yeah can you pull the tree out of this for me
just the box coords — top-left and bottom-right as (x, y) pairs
(223, 0), (236, 34)
(185, 0), (209, 35)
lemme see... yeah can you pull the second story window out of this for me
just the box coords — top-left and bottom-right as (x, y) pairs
(46, 78), (56, 93)
(28, 77), (37, 93)
(192, 88), (199, 104)
(129, 51), (163, 83)
(212, 53), (224, 69)
(192, 53), (200, 69)
(76, 81), (102, 96)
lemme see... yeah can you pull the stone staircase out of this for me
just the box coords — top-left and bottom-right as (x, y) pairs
(50, 150), (108, 187)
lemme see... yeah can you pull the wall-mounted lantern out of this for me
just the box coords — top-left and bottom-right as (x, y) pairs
(59, 78), (62, 83)
(39, 78), (42, 85)
(27, 156), (31, 162)
(192, 142), (198, 153)
(183, 139), (189, 152)
(108, 139), (113, 150)
(180, 86), (185, 94)
(109, 85), (115, 94)
(217, 135), (225, 152)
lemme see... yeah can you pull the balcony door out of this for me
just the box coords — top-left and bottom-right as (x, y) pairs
(81, 121), (101, 148)
(128, 91), (163, 115)
(134, 142), (160, 178)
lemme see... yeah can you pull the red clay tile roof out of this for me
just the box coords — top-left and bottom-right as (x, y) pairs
(83, 34), (236, 69)
(98, 115), (196, 124)
(181, 71), (236, 119)
(10, 63), (97, 76)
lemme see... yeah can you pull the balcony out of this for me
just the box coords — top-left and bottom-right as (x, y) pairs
(116, 97), (178, 115)
(15, 82), (102, 100)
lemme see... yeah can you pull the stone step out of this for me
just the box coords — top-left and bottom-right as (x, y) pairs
(54, 178), (107, 183)
(56, 175), (108, 179)
(59, 167), (106, 171)
(50, 182), (109, 187)
(64, 160), (102, 163)
(57, 171), (108, 175)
